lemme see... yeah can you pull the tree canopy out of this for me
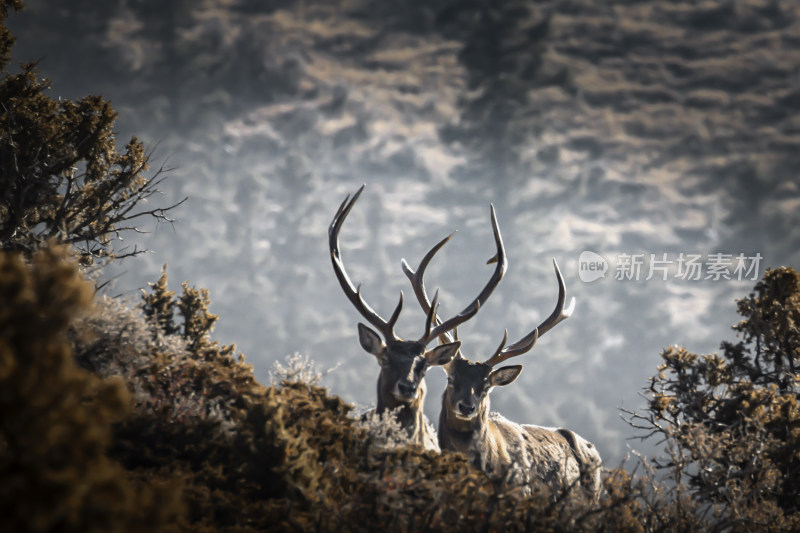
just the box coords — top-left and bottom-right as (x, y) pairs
(0, 0), (182, 264)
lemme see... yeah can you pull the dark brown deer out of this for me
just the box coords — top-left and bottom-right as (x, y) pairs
(330, 186), (504, 451)
(402, 210), (602, 497)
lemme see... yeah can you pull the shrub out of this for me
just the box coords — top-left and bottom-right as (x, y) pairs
(630, 267), (800, 531)
(0, 245), (181, 532)
(70, 267), (609, 532)
(0, 1), (182, 265)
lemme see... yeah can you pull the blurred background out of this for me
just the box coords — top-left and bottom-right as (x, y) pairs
(7, 0), (799, 465)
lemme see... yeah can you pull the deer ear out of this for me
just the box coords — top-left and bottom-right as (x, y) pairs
(358, 323), (385, 358)
(489, 365), (522, 387)
(426, 340), (461, 366)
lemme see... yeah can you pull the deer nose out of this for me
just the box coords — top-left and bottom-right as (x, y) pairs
(456, 401), (475, 416)
(397, 381), (417, 398)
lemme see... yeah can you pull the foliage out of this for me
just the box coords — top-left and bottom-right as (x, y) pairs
(0, 2), (182, 265)
(66, 266), (635, 532)
(0, 245), (181, 533)
(64, 266), (722, 532)
(356, 407), (418, 450)
(269, 352), (328, 386)
(141, 265), (238, 357)
(4, 4), (800, 530)
(0, 1), (23, 68)
(630, 267), (800, 530)
(8, 246), (800, 532)
(140, 264), (180, 336)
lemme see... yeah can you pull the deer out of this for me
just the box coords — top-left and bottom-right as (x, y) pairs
(401, 210), (602, 498)
(329, 185), (505, 451)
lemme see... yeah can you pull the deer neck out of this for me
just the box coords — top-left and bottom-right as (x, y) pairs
(439, 396), (491, 454)
(377, 380), (426, 433)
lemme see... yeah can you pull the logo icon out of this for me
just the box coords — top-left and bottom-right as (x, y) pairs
(578, 251), (608, 283)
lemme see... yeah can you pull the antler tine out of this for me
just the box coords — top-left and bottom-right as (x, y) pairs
(402, 231), (457, 343)
(490, 329), (509, 358)
(425, 204), (507, 343)
(421, 290), (440, 342)
(485, 204), (505, 267)
(330, 185), (401, 341)
(484, 328), (538, 367)
(387, 290), (404, 332)
(537, 259), (576, 338)
(403, 204), (507, 345)
(483, 258), (575, 367)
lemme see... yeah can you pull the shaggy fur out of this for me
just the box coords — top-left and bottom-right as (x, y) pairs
(439, 359), (602, 498)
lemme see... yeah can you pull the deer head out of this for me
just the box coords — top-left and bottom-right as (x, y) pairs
(402, 207), (575, 426)
(329, 186), (503, 413)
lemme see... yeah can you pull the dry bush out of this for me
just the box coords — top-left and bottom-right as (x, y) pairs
(0, 245), (181, 533)
(18, 252), (800, 532)
(0, 1), (182, 265)
(628, 267), (800, 531)
(65, 267), (614, 532)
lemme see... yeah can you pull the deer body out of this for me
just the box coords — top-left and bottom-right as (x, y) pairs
(438, 359), (601, 495)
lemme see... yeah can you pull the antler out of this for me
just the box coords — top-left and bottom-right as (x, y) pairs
(402, 204), (507, 345)
(329, 185), (403, 341)
(483, 258), (576, 367)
